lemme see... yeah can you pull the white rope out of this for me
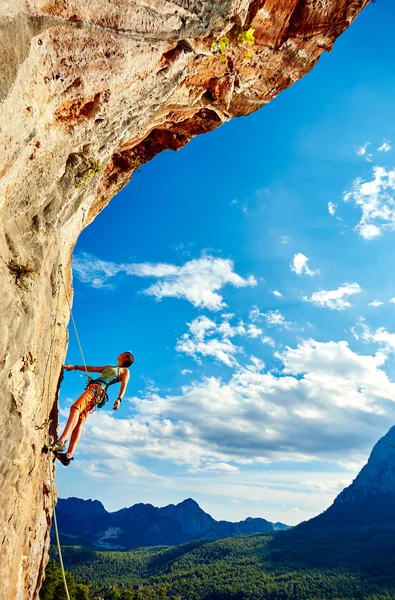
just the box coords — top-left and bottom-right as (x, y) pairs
(42, 265), (71, 600)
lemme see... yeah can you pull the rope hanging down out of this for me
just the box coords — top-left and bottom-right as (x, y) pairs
(41, 265), (71, 600)
(60, 269), (89, 377)
(38, 263), (92, 599)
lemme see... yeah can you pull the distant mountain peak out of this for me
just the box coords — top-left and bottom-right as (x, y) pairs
(304, 426), (395, 527)
(178, 498), (200, 507)
(336, 426), (395, 502)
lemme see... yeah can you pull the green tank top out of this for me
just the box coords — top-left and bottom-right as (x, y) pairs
(91, 366), (120, 388)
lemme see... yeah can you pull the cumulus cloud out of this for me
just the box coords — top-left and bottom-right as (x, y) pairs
(81, 340), (395, 473)
(356, 142), (370, 157)
(176, 314), (262, 366)
(352, 318), (395, 352)
(272, 290), (283, 298)
(291, 253), (319, 277)
(263, 310), (294, 330)
(378, 141), (391, 152)
(303, 283), (361, 310)
(246, 324), (263, 338)
(73, 253), (256, 310)
(343, 166), (395, 240)
(249, 306), (262, 322)
(328, 202), (337, 216)
(368, 300), (383, 307)
(250, 306), (295, 332)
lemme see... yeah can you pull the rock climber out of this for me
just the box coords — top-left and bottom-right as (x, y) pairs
(50, 351), (134, 466)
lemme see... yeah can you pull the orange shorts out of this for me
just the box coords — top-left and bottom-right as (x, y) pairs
(71, 385), (104, 422)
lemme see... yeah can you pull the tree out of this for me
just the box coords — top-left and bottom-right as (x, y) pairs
(75, 583), (90, 600)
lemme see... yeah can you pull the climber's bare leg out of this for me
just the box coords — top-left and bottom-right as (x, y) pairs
(58, 407), (80, 443)
(66, 418), (84, 458)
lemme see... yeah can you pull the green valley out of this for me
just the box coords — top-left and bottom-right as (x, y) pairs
(41, 523), (395, 600)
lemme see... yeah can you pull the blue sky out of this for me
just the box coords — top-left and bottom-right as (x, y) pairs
(57, 0), (395, 526)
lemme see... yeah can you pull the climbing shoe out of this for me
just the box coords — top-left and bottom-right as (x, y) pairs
(42, 439), (67, 455)
(55, 453), (74, 467)
(50, 439), (67, 454)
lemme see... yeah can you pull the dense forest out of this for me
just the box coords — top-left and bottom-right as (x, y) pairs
(40, 523), (395, 600)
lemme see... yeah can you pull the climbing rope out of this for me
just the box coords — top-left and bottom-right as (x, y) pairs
(59, 268), (89, 377)
(38, 262), (92, 599)
(41, 265), (71, 600)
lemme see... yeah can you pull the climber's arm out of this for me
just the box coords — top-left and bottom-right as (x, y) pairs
(64, 364), (109, 373)
(113, 369), (130, 410)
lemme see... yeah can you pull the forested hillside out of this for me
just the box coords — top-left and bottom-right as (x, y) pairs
(41, 523), (395, 600)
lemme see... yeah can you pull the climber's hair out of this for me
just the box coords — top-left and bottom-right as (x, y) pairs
(122, 352), (134, 368)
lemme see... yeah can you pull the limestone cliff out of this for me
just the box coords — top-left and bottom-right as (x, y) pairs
(0, 1), (370, 598)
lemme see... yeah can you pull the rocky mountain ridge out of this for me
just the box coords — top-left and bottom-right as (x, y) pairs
(303, 425), (395, 527)
(55, 497), (290, 549)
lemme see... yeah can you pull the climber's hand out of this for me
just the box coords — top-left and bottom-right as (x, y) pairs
(113, 399), (121, 411)
(64, 364), (75, 371)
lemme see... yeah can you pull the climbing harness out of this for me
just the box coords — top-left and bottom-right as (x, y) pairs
(86, 365), (121, 411)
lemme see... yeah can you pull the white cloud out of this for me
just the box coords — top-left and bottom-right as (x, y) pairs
(378, 141), (391, 152)
(281, 236), (289, 244)
(177, 334), (240, 367)
(343, 166), (395, 240)
(356, 142), (370, 156)
(390, 298), (395, 304)
(303, 282), (361, 310)
(299, 478), (352, 494)
(249, 306), (262, 322)
(262, 336), (275, 347)
(81, 340), (395, 473)
(353, 318), (395, 352)
(189, 462), (239, 474)
(176, 315), (262, 366)
(368, 300), (383, 307)
(181, 369), (192, 375)
(272, 290), (283, 298)
(328, 202), (337, 216)
(73, 253), (256, 310)
(76, 455), (162, 482)
(246, 324), (263, 338)
(263, 310), (294, 330)
(290, 253), (319, 277)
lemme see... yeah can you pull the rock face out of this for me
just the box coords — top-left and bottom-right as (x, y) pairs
(0, 1), (370, 598)
(54, 497), (290, 548)
(304, 426), (395, 526)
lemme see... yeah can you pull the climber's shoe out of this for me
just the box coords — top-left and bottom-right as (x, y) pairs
(43, 439), (67, 454)
(51, 439), (67, 454)
(55, 453), (74, 467)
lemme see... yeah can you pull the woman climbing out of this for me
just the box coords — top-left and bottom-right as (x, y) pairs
(50, 351), (134, 466)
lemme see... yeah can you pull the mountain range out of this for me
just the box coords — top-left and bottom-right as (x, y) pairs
(54, 496), (289, 549)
